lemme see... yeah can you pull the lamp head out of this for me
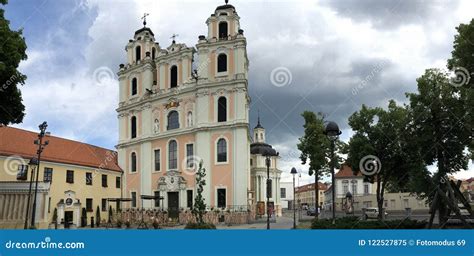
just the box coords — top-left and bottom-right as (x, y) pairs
(324, 121), (341, 141)
(290, 167), (297, 175)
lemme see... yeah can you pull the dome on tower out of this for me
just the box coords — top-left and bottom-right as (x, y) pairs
(250, 142), (278, 156)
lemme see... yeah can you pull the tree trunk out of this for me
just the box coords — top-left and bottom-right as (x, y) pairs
(437, 152), (448, 226)
(375, 174), (383, 220)
(315, 173), (319, 219)
(379, 176), (386, 220)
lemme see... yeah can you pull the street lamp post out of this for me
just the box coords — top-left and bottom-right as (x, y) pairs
(290, 167), (297, 229)
(265, 154), (271, 230)
(23, 158), (38, 229)
(324, 121), (341, 224)
(30, 121), (49, 229)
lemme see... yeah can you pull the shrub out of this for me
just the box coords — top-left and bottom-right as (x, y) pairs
(311, 217), (426, 229)
(184, 223), (216, 229)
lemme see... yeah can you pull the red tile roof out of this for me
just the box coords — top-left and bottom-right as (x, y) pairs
(335, 164), (362, 178)
(0, 126), (121, 172)
(296, 182), (328, 193)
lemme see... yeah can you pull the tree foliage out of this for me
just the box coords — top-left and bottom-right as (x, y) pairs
(0, 0), (27, 125)
(346, 100), (424, 219)
(447, 18), (474, 159)
(297, 111), (345, 218)
(192, 161), (207, 225)
(406, 69), (470, 223)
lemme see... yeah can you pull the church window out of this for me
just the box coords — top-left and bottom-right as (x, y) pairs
(218, 21), (228, 39)
(217, 53), (227, 72)
(217, 138), (227, 162)
(154, 149), (160, 171)
(217, 97), (227, 122)
(217, 188), (226, 208)
(170, 65), (178, 88)
(167, 111), (179, 130)
(131, 116), (137, 138)
(131, 78), (138, 96)
(152, 47), (156, 59)
(168, 140), (177, 169)
(131, 152), (137, 173)
(135, 46), (141, 62)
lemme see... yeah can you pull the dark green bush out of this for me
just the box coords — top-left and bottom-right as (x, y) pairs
(311, 217), (426, 229)
(184, 223), (216, 229)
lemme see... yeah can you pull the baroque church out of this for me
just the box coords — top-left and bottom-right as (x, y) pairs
(116, 2), (282, 218)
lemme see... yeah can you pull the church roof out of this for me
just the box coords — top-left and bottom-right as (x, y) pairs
(216, 4), (235, 11)
(0, 126), (122, 173)
(134, 27), (155, 37)
(254, 115), (264, 129)
(250, 142), (278, 156)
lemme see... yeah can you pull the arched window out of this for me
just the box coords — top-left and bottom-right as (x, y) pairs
(152, 47), (156, 59)
(187, 111), (193, 127)
(217, 54), (227, 73)
(217, 138), (227, 162)
(170, 65), (178, 88)
(131, 116), (137, 138)
(218, 22), (228, 39)
(217, 97), (227, 122)
(131, 152), (137, 172)
(135, 46), (141, 62)
(131, 78), (137, 96)
(167, 111), (179, 130)
(168, 140), (177, 169)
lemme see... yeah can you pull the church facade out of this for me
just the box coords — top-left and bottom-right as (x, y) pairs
(116, 2), (281, 218)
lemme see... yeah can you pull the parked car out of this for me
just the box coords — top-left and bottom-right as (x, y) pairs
(364, 207), (388, 219)
(306, 207), (318, 216)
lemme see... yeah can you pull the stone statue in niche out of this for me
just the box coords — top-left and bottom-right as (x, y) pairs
(154, 119), (160, 133)
(187, 111), (193, 127)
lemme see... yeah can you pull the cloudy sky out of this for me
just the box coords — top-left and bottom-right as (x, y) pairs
(4, 0), (473, 184)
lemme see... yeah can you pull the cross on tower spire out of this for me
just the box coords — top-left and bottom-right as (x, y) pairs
(170, 34), (179, 44)
(141, 13), (149, 27)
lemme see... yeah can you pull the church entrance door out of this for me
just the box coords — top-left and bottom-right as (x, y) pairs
(168, 192), (179, 219)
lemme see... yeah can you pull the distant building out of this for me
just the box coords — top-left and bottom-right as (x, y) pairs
(324, 164), (429, 212)
(0, 126), (122, 229)
(280, 182), (294, 209)
(295, 182), (327, 209)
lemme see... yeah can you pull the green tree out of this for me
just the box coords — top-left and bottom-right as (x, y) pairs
(406, 69), (470, 224)
(447, 18), (474, 159)
(297, 111), (345, 218)
(0, 0), (27, 125)
(192, 161), (207, 225)
(346, 100), (423, 220)
(96, 206), (101, 227)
